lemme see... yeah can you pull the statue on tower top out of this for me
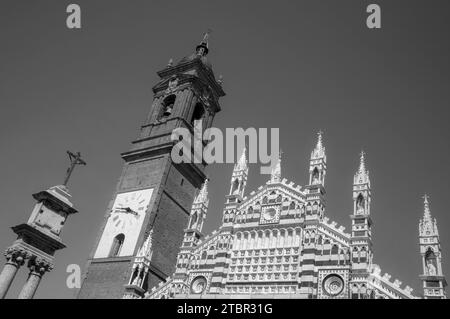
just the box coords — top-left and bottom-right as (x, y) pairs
(196, 30), (211, 56)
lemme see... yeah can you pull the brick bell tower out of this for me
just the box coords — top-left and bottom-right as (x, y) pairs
(77, 33), (225, 299)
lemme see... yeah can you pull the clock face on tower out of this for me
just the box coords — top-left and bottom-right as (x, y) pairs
(94, 188), (154, 259)
(110, 191), (149, 229)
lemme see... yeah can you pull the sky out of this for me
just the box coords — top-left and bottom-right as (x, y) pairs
(0, 0), (449, 298)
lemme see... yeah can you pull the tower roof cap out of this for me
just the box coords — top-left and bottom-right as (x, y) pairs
(177, 31), (212, 69)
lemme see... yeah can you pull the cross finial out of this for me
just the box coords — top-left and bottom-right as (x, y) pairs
(423, 194), (429, 204)
(202, 29), (212, 43)
(63, 151), (86, 186)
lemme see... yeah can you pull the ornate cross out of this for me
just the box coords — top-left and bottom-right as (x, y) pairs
(63, 151), (86, 186)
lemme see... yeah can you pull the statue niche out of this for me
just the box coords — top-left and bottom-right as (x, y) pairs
(425, 249), (438, 276)
(312, 167), (320, 184)
(231, 179), (239, 195)
(356, 194), (365, 214)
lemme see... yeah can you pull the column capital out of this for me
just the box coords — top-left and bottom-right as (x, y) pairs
(28, 257), (54, 277)
(4, 247), (30, 267)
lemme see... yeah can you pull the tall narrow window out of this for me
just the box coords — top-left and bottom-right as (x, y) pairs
(110, 233), (125, 257)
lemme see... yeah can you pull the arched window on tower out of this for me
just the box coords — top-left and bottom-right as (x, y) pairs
(312, 167), (320, 184)
(109, 233), (125, 257)
(159, 95), (176, 120)
(191, 102), (205, 126)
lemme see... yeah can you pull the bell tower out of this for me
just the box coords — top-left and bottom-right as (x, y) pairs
(308, 131), (327, 187)
(77, 33), (225, 299)
(305, 132), (327, 222)
(222, 148), (248, 227)
(349, 151), (373, 298)
(419, 195), (447, 299)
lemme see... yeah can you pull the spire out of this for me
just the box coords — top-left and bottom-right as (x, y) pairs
(419, 194), (438, 237)
(354, 150), (370, 185)
(358, 151), (367, 174)
(196, 30), (210, 56)
(270, 150), (282, 183)
(194, 179), (209, 204)
(136, 229), (153, 259)
(235, 146), (247, 172)
(423, 194), (432, 220)
(311, 131), (326, 160)
(418, 194), (445, 298)
(317, 130), (324, 150)
(229, 147), (248, 198)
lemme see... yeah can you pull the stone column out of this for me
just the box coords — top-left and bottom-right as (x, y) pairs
(0, 248), (28, 299)
(18, 257), (53, 299)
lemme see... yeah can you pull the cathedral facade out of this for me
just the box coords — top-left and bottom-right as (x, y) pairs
(77, 35), (446, 299)
(143, 138), (446, 299)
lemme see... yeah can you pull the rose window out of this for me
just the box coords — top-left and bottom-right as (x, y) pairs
(323, 274), (344, 296)
(190, 276), (207, 294)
